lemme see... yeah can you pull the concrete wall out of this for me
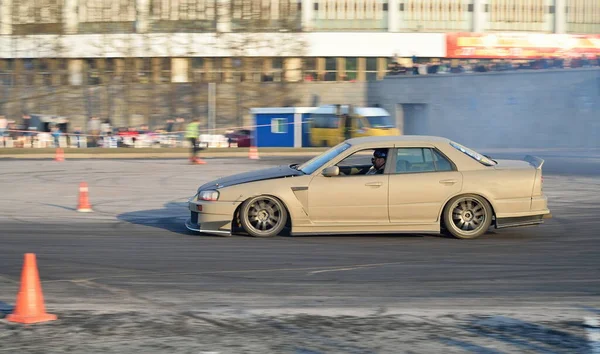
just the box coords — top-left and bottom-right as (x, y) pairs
(368, 68), (600, 149)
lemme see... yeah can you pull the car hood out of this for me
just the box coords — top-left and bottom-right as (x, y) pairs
(198, 164), (304, 190)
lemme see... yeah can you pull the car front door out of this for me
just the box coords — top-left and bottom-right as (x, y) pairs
(307, 148), (390, 224)
(388, 147), (463, 224)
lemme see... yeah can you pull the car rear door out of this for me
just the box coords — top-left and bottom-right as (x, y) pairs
(388, 147), (463, 224)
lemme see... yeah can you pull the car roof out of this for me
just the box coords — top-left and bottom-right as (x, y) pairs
(345, 135), (453, 146)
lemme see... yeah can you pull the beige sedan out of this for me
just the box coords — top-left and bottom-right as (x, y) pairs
(186, 136), (551, 239)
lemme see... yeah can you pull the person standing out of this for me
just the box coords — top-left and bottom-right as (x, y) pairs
(51, 125), (62, 148)
(0, 115), (7, 147)
(185, 118), (205, 164)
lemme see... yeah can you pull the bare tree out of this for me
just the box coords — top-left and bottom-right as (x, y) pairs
(2, 0), (308, 133)
(216, 0), (307, 129)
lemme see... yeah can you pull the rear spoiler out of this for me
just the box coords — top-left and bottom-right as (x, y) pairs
(524, 155), (545, 170)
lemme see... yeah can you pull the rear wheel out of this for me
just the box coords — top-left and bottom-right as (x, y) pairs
(443, 194), (492, 239)
(240, 195), (287, 237)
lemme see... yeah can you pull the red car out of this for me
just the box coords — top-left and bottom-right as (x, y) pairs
(225, 129), (252, 147)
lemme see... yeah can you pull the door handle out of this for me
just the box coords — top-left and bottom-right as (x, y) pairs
(365, 182), (382, 187)
(439, 179), (458, 185)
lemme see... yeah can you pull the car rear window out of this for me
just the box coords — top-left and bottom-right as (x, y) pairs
(449, 141), (496, 166)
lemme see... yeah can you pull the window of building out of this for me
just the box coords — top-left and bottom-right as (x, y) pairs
(22, 59), (35, 86)
(345, 57), (358, 81)
(149, 0), (216, 32)
(78, 0), (137, 33)
(312, 0), (388, 31)
(86, 59), (100, 85)
(231, 0), (301, 31)
(124, 58), (137, 83)
(38, 59), (52, 86)
(271, 57), (284, 82)
(303, 58), (318, 81)
(57, 59), (69, 85)
(160, 58), (171, 83)
(136, 58), (151, 83)
(247, 57), (265, 83)
(566, 0), (600, 34)
(207, 58), (224, 82)
(324, 57), (337, 81)
(0, 59), (15, 86)
(366, 58), (378, 81)
(12, 0), (64, 34)
(191, 58), (205, 82)
(230, 57), (244, 83)
(398, 0), (472, 32)
(271, 118), (288, 133)
(104, 58), (116, 83)
(487, 0), (551, 32)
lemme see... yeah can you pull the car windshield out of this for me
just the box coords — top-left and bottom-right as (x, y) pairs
(449, 141), (497, 166)
(298, 143), (351, 174)
(365, 115), (394, 128)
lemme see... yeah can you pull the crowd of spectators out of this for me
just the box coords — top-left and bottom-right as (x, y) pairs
(0, 114), (190, 148)
(387, 56), (600, 76)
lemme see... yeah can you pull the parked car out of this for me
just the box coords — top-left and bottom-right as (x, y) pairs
(225, 129), (252, 147)
(186, 135), (551, 239)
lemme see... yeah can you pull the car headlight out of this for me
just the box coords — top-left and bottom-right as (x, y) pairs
(198, 190), (219, 201)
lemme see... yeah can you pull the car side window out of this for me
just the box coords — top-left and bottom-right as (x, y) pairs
(395, 148), (436, 173)
(337, 149), (375, 167)
(432, 149), (454, 171)
(335, 148), (390, 176)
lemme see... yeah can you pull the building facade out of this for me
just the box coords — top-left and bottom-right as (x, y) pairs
(1, 0), (599, 86)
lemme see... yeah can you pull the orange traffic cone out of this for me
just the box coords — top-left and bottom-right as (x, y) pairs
(6, 253), (57, 324)
(249, 146), (259, 160)
(77, 182), (93, 212)
(54, 148), (64, 162)
(190, 156), (206, 165)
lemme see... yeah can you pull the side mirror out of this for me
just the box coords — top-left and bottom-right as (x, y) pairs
(322, 166), (340, 177)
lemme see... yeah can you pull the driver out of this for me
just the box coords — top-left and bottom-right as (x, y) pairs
(366, 149), (387, 175)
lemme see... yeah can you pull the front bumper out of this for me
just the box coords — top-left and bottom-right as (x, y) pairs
(185, 217), (231, 236)
(185, 197), (239, 236)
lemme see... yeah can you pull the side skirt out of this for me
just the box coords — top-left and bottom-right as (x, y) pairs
(291, 223), (440, 236)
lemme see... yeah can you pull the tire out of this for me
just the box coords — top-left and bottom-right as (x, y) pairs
(442, 194), (493, 239)
(240, 195), (288, 237)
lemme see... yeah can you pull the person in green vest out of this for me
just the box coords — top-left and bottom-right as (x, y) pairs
(185, 118), (205, 164)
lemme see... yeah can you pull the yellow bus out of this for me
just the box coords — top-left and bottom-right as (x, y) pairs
(307, 105), (400, 147)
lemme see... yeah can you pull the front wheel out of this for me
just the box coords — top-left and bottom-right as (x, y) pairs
(240, 195), (288, 237)
(443, 194), (493, 239)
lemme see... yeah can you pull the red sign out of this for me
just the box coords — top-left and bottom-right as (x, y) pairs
(446, 32), (600, 59)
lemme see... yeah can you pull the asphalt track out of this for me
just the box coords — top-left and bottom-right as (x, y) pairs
(0, 150), (599, 353)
